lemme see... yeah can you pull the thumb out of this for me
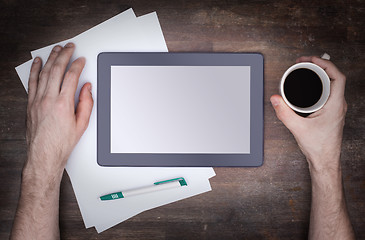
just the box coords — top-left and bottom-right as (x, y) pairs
(270, 94), (302, 131)
(76, 83), (94, 138)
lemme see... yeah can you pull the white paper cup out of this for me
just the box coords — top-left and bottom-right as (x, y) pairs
(280, 62), (330, 114)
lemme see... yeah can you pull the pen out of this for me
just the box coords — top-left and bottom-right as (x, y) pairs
(100, 177), (188, 201)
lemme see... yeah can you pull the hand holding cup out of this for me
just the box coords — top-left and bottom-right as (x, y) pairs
(271, 56), (347, 173)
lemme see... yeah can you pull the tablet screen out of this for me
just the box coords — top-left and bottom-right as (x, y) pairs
(110, 66), (250, 154)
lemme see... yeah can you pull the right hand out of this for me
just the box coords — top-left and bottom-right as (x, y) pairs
(270, 56), (347, 174)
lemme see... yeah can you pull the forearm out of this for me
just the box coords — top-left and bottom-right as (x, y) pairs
(308, 156), (355, 240)
(11, 158), (63, 240)
(11, 44), (92, 239)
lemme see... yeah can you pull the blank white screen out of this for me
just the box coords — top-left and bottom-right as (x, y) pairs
(111, 66), (250, 153)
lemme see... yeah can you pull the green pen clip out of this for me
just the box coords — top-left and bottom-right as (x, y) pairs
(154, 177), (187, 187)
(100, 192), (124, 201)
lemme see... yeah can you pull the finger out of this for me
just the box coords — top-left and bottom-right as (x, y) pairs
(28, 57), (42, 106)
(35, 45), (62, 99)
(296, 56), (316, 63)
(60, 57), (86, 99)
(45, 42), (76, 96)
(75, 83), (93, 138)
(270, 95), (304, 131)
(311, 57), (346, 99)
(296, 56), (344, 80)
(311, 56), (345, 80)
(296, 56), (346, 100)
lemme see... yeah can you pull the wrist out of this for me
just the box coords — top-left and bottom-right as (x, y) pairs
(306, 149), (341, 173)
(307, 155), (342, 187)
(22, 154), (64, 187)
(22, 167), (63, 191)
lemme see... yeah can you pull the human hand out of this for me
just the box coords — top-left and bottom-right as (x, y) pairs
(24, 43), (93, 181)
(270, 56), (347, 174)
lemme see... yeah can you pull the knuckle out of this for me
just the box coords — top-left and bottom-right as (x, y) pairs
(51, 63), (63, 75)
(65, 70), (78, 80)
(55, 99), (66, 111)
(55, 98), (72, 114)
(50, 48), (60, 57)
(39, 70), (47, 80)
(39, 96), (53, 110)
(58, 94), (73, 105)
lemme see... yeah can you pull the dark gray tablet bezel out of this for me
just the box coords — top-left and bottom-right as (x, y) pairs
(97, 52), (263, 167)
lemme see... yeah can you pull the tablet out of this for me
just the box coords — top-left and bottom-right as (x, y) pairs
(97, 52), (263, 167)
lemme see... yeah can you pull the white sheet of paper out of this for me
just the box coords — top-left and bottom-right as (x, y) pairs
(15, 60), (33, 91)
(15, 9), (216, 232)
(16, 8), (137, 91)
(30, 8), (137, 63)
(94, 174), (214, 233)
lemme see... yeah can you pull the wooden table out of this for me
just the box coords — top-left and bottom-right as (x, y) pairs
(1, 0), (364, 239)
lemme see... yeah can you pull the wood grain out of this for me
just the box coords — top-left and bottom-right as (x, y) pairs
(0, 0), (364, 239)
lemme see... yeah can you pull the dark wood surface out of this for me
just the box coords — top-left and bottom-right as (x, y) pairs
(1, 0), (364, 239)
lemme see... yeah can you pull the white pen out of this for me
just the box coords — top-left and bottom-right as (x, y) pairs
(99, 177), (187, 201)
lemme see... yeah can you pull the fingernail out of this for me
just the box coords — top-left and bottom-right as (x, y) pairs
(88, 84), (92, 92)
(34, 57), (40, 63)
(53, 45), (62, 52)
(270, 97), (280, 107)
(65, 42), (74, 48)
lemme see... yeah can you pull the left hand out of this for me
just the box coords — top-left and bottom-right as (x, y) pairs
(24, 43), (93, 180)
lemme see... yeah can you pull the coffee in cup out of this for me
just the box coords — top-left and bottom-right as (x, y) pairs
(280, 62), (330, 114)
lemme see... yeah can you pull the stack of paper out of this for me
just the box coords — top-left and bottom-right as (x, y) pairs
(15, 9), (215, 233)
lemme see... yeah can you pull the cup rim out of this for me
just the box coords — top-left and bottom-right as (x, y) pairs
(280, 62), (330, 113)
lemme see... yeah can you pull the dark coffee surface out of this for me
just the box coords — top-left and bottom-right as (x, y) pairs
(284, 68), (323, 108)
